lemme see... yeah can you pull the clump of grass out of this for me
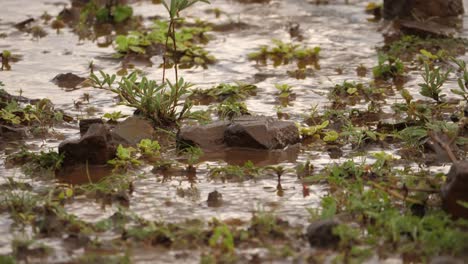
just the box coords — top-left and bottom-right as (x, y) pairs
(216, 100), (250, 120)
(190, 83), (257, 103)
(208, 161), (260, 182)
(249, 39), (320, 68)
(382, 35), (467, 61)
(373, 54), (404, 81)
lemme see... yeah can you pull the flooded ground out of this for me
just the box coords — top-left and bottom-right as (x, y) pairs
(0, 0), (468, 263)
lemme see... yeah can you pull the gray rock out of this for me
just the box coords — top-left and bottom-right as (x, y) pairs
(111, 116), (155, 146)
(306, 219), (341, 248)
(224, 116), (299, 149)
(178, 116), (299, 151)
(177, 120), (229, 151)
(384, 0), (464, 20)
(59, 124), (117, 166)
(441, 161), (468, 219)
(430, 256), (464, 264)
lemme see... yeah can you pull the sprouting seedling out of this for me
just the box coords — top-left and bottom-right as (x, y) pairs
(275, 84), (293, 98)
(161, 0), (210, 113)
(419, 62), (450, 103)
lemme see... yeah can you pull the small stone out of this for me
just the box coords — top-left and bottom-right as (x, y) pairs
(207, 190), (223, 207)
(306, 219), (341, 248)
(51, 73), (86, 89)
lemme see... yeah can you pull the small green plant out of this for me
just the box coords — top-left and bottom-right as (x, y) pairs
(179, 146), (203, 170)
(103, 111), (127, 123)
(275, 84), (293, 98)
(1, 50), (11, 70)
(90, 70), (116, 89)
(418, 49), (448, 64)
(451, 64), (468, 101)
(419, 62), (450, 103)
(190, 83), (257, 103)
(217, 100), (249, 120)
(108, 145), (141, 171)
(209, 224), (235, 253)
(208, 161), (260, 182)
(137, 139), (161, 158)
(373, 54), (404, 81)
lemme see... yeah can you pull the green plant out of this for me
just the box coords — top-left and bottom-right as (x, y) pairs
(419, 62), (450, 103)
(451, 65), (468, 101)
(94, 72), (192, 127)
(161, 0), (211, 83)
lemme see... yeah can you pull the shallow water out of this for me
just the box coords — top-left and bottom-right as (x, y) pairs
(0, 0), (467, 262)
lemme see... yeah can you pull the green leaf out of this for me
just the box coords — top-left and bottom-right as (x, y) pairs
(113, 5), (133, 23)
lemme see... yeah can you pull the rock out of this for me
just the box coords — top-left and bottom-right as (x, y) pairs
(79, 118), (104, 136)
(399, 20), (457, 38)
(430, 256), (464, 264)
(441, 161), (468, 219)
(111, 116), (155, 145)
(207, 190), (223, 207)
(384, 0), (464, 20)
(306, 219), (341, 248)
(224, 116), (300, 149)
(59, 124), (117, 166)
(0, 125), (28, 139)
(178, 116), (300, 151)
(51, 73), (86, 89)
(177, 120), (229, 150)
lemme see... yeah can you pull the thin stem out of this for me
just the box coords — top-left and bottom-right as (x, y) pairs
(171, 20), (179, 114)
(162, 20), (173, 84)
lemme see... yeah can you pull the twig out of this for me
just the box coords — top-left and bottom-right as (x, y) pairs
(428, 131), (458, 163)
(370, 181), (423, 204)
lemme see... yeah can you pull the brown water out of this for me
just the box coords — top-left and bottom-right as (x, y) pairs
(1, 0), (468, 262)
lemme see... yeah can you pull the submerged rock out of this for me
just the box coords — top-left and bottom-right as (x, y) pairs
(441, 161), (468, 219)
(51, 73), (86, 89)
(207, 190), (223, 207)
(178, 116), (299, 151)
(59, 124), (117, 166)
(79, 118), (104, 136)
(306, 219), (341, 248)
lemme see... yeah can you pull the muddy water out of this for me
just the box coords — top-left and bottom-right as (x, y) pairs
(1, 0), (468, 262)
